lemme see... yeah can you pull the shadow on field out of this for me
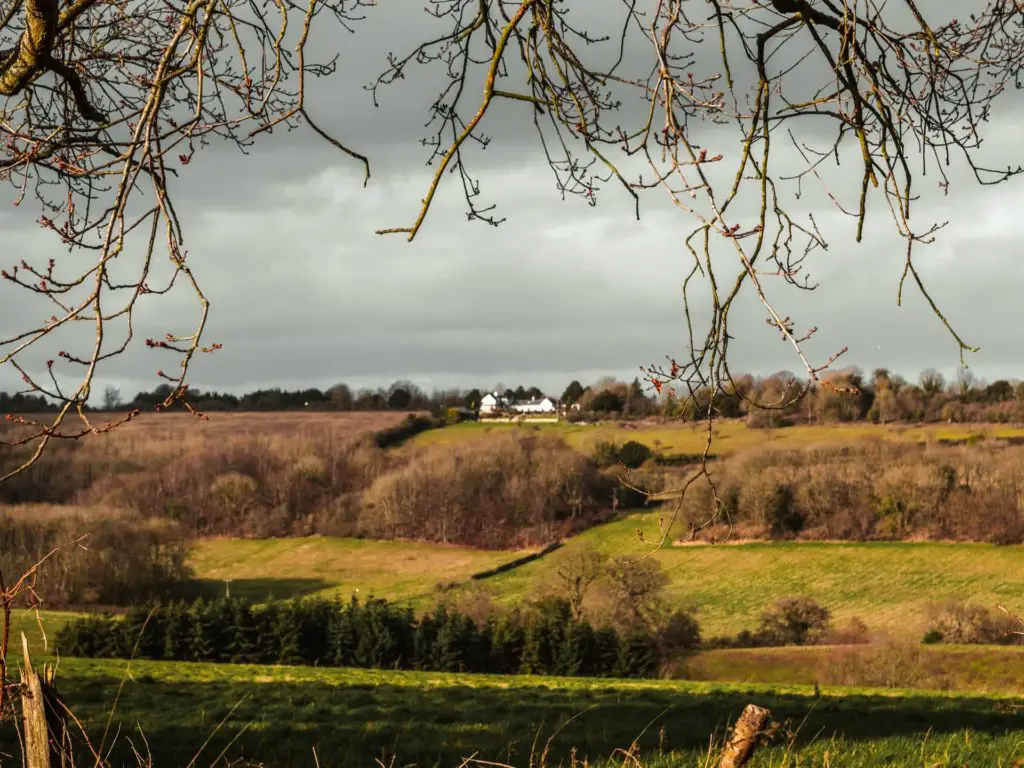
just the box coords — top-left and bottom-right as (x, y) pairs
(18, 672), (1024, 768)
(177, 577), (330, 602)
(472, 542), (563, 581)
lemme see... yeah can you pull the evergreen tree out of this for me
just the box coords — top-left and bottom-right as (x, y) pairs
(297, 597), (335, 665)
(226, 599), (259, 664)
(412, 610), (439, 671)
(616, 630), (659, 678)
(122, 601), (164, 660)
(487, 614), (525, 675)
(328, 597), (358, 667)
(430, 607), (467, 672)
(353, 599), (399, 669)
(187, 598), (217, 662)
(253, 604), (281, 664)
(590, 627), (621, 677)
(275, 601), (304, 665)
(162, 601), (191, 660)
(552, 618), (593, 677)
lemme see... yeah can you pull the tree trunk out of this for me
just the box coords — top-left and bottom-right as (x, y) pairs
(718, 704), (772, 768)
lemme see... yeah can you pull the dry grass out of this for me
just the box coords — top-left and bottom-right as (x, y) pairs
(76, 409), (414, 452)
(679, 643), (1024, 694)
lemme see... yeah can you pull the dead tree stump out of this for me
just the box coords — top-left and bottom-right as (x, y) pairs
(718, 704), (773, 768)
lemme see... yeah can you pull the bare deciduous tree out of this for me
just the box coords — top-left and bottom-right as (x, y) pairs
(2, 1), (1022, 486)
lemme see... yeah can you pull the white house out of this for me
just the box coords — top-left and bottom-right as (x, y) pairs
(511, 396), (557, 415)
(479, 392), (508, 415)
(479, 392), (558, 417)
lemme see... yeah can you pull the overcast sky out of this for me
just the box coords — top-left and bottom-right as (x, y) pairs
(2, 2), (1023, 400)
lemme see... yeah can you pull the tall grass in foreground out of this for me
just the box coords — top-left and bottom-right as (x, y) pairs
(3, 658), (1022, 767)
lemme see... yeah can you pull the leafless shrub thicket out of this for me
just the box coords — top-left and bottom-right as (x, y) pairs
(0, 506), (189, 607)
(923, 599), (1022, 645)
(361, 433), (607, 548)
(2, 422), (391, 537)
(677, 440), (1024, 543)
(3, 420), (614, 550)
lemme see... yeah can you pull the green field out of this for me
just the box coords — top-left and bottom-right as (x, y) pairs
(409, 419), (1024, 458)
(185, 516), (1024, 638)
(2, 658), (1023, 767)
(6, 607), (81, 661)
(482, 515), (1024, 636)
(187, 536), (528, 603)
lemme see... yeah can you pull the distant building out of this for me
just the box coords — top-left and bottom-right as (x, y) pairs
(512, 396), (557, 414)
(479, 392), (507, 415)
(478, 392), (558, 417)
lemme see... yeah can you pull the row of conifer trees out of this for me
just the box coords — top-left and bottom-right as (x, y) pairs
(56, 596), (663, 678)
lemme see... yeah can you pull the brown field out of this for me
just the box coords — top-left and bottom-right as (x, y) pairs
(77, 408), (416, 439)
(680, 644), (1024, 694)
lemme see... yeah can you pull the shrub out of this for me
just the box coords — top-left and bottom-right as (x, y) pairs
(821, 616), (870, 645)
(923, 599), (1022, 645)
(617, 441), (653, 469)
(818, 639), (929, 689)
(922, 629), (944, 645)
(372, 414), (441, 449)
(756, 596), (832, 646)
(656, 609), (702, 655)
(767, 483), (803, 538)
(591, 439), (620, 468)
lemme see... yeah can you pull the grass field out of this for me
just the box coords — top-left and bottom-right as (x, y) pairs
(5, 608), (79, 661)
(409, 419), (1024, 457)
(481, 514), (1024, 636)
(2, 658), (1023, 767)
(187, 536), (529, 603)
(185, 516), (1024, 638)
(681, 645), (1024, 694)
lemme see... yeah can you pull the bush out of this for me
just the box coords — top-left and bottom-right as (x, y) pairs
(923, 599), (1022, 645)
(921, 629), (944, 645)
(617, 441), (653, 469)
(591, 440), (653, 470)
(821, 616), (870, 645)
(768, 484), (803, 538)
(756, 596), (831, 646)
(372, 415), (441, 449)
(591, 439), (620, 468)
(656, 610), (702, 655)
(818, 638), (930, 689)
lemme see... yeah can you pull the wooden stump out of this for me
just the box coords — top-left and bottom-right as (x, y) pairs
(19, 634), (72, 768)
(718, 704), (772, 768)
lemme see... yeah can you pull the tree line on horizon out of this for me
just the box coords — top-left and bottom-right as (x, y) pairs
(3, 366), (1024, 425)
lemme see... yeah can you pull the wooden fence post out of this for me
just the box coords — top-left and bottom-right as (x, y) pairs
(718, 704), (772, 768)
(19, 634), (72, 768)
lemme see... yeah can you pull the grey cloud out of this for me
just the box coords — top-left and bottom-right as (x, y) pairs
(3, 3), (1024, 402)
